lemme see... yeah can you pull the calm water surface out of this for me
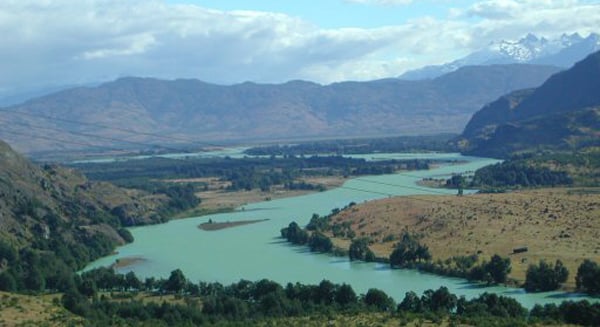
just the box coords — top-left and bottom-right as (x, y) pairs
(86, 153), (594, 308)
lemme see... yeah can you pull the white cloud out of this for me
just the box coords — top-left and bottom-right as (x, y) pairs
(0, 0), (598, 99)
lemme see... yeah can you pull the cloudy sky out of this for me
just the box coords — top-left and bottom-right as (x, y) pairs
(1, 0), (599, 99)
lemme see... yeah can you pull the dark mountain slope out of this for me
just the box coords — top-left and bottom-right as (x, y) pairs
(0, 139), (177, 292)
(0, 138), (165, 251)
(0, 64), (561, 155)
(459, 51), (600, 158)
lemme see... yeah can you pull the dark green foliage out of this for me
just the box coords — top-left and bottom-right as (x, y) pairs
(421, 287), (458, 313)
(485, 255), (512, 284)
(472, 161), (572, 189)
(117, 228), (134, 243)
(446, 174), (466, 189)
(59, 267), (600, 326)
(165, 269), (188, 294)
(245, 134), (457, 156)
(280, 221), (308, 245)
(531, 300), (600, 326)
(335, 283), (358, 306)
(0, 239), (17, 264)
(555, 300), (600, 326)
(0, 271), (17, 291)
(124, 271), (142, 291)
(349, 238), (376, 262)
(363, 288), (395, 311)
(160, 184), (200, 212)
(457, 292), (528, 319)
(306, 213), (329, 232)
(73, 154), (437, 195)
(575, 259), (600, 295)
(389, 233), (431, 267)
(308, 232), (333, 253)
(398, 291), (422, 313)
(524, 260), (569, 292)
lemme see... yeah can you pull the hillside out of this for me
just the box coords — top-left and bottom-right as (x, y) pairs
(0, 139), (173, 294)
(0, 140), (165, 246)
(325, 188), (600, 288)
(458, 51), (600, 158)
(0, 64), (560, 155)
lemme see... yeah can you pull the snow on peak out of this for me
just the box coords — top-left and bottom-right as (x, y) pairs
(400, 32), (600, 80)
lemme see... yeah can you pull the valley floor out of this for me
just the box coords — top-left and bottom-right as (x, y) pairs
(173, 176), (347, 218)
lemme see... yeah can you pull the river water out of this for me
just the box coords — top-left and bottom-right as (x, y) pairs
(85, 153), (593, 308)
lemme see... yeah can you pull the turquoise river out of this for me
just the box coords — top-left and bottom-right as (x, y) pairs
(85, 153), (595, 308)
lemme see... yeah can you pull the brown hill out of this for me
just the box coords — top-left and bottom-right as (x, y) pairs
(327, 188), (600, 287)
(0, 64), (560, 155)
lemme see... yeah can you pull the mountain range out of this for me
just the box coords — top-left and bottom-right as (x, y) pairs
(457, 50), (600, 158)
(400, 33), (600, 80)
(0, 64), (560, 155)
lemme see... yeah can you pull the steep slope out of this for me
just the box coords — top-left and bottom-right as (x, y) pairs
(0, 138), (166, 248)
(458, 51), (600, 158)
(401, 33), (599, 80)
(0, 64), (560, 155)
(0, 139), (175, 293)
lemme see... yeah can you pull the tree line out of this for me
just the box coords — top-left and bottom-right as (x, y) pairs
(244, 134), (457, 156)
(60, 268), (600, 326)
(278, 208), (600, 296)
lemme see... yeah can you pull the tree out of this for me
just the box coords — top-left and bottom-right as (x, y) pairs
(484, 255), (511, 284)
(25, 267), (46, 292)
(363, 288), (395, 311)
(308, 232), (333, 253)
(575, 259), (600, 294)
(398, 291), (422, 313)
(125, 271), (142, 291)
(0, 272), (17, 292)
(524, 260), (569, 292)
(389, 233), (430, 267)
(280, 221), (308, 245)
(427, 287), (457, 313)
(334, 283), (357, 306)
(164, 269), (187, 294)
(316, 280), (335, 304)
(348, 238), (375, 262)
(79, 279), (97, 297)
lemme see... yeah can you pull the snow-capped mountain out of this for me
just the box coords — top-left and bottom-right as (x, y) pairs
(400, 33), (600, 80)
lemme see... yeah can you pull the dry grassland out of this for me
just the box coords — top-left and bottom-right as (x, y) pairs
(0, 291), (82, 326)
(328, 188), (600, 288)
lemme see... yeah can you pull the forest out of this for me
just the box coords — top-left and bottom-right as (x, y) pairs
(72, 154), (435, 193)
(244, 134), (457, 156)
(58, 268), (600, 326)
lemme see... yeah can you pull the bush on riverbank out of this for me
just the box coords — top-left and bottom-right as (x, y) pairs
(524, 260), (569, 292)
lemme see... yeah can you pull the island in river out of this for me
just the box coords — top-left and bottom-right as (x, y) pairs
(199, 218), (270, 231)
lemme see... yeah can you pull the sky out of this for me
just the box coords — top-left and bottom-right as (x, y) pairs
(1, 0), (599, 99)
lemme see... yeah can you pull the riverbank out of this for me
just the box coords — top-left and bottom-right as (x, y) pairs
(324, 187), (600, 290)
(171, 176), (348, 218)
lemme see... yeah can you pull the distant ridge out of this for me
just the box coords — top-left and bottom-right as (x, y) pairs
(0, 64), (560, 154)
(400, 32), (600, 80)
(457, 50), (600, 158)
